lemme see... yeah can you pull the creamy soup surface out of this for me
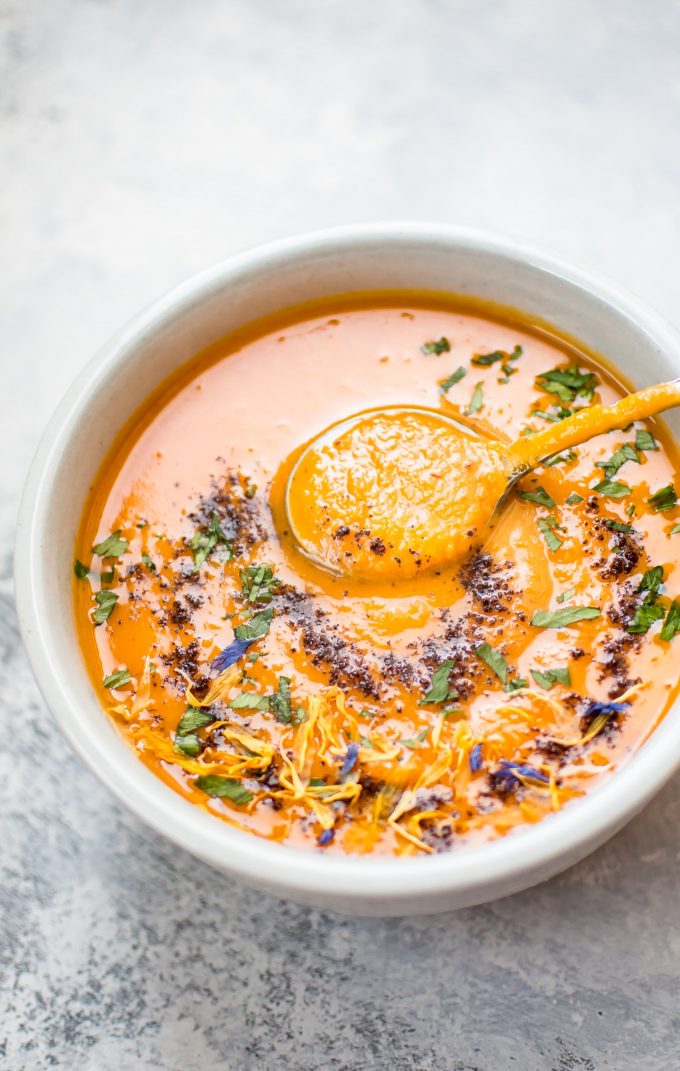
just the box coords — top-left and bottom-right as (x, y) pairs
(74, 294), (680, 856)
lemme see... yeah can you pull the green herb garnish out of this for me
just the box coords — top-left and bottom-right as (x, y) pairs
(174, 734), (202, 757)
(603, 519), (634, 533)
(466, 382), (484, 415)
(423, 659), (457, 704)
(103, 667), (131, 689)
(177, 707), (214, 735)
(536, 365), (598, 405)
(660, 600), (680, 642)
(566, 493), (584, 505)
(593, 479), (631, 499)
(141, 553), (156, 571)
(626, 567), (665, 634)
(421, 337), (450, 355)
(648, 484), (677, 512)
(503, 678), (528, 693)
(194, 776), (253, 804)
(439, 366), (467, 393)
(473, 345), (521, 367)
(635, 429), (658, 452)
(92, 589), (118, 625)
(245, 484), (257, 499)
(475, 642), (508, 683)
(533, 405), (573, 423)
(240, 563), (280, 604)
(530, 666), (571, 690)
(231, 692), (270, 710)
(74, 559), (89, 579)
(595, 443), (640, 479)
(531, 606), (600, 628)
(639, 565), (664, 594)
(537, 517), (563, 551)
(628, 597), (665, 635)
(190, 512), (233, 571)
(92, 530), (128, 558)
(517, 486), (555, 509)
(399, 729), (430, 750)
(270, 676), (292, 724)
(557, 585), (577, 603)
(543, 450), (578, 468)
(234, 607), (275, 642)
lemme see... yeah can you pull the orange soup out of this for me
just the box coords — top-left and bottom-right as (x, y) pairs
(74, 294), (680, 856)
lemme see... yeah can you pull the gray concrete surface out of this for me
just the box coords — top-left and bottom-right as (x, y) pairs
(2, 2), (679, 1068)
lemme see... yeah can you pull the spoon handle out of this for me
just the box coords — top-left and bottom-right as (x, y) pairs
(506, 376), (680, 474)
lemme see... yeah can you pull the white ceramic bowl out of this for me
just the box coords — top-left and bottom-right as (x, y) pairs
(15, 223), (680, 916)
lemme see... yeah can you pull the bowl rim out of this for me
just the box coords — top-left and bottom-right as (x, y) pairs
(14, 221), (680, 904)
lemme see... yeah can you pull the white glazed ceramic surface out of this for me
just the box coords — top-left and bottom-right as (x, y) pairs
(14, 224), (680, 916)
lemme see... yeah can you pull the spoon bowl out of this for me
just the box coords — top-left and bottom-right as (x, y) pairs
(285, 377), (680, 580)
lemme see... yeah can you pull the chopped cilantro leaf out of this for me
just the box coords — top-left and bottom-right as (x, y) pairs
(537, 517), (563, 551)
(472, 350), (504, 367)
(240, 563), (280, 604)
(648, 484), (677, 512)
(503, 678), (528, 693)
(557, 585), (577, 603)
(566, 493), (584, 505)
(439, 366), (467, 393)
(194, 776), (253, 804)
(531, 666), (571, 690)
(190, 512), (233, 571)
(465, 382), (484, 415)
(92, 589), (118, 626)
(546, 451), (578, 469)
(533, 405), (573, 423)
(74, 559), (89, 579)
(603, 519), (634, 533)
(92, 530), (128, 558)
(234, 607), (274, 642)
(517, 485), (555, 509)
(270, 676), (292, 723)
(593, 479), (631, 499)
(595, 443), (640, 478)
(660, 600), (680, 641)
(103, 668), (131, 689)
(671, 523), (680, 535)
(421, 337), (450, 355)
(536, 366), (598, 405)
(627, 595), (665, 635)
(177, 707), (214, 735)
(475, 642), (508, 683)
(544, 449), (578, 467)
(638, 565), (664, 595)
(473, 345), (522, 367)
(231, 691), (270, 710)
(423, 659), (457, 704)
(141, 553), (156, 571)
(635, 429), (658, 452)
(531, 606), (600, 628)
(174, 733), (202, 757)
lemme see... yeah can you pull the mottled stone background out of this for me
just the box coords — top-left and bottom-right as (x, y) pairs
(2, 2), (680, 1068)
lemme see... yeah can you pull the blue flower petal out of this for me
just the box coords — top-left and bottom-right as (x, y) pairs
(211, 637), (253, 673)
(340, 742), (360, 779)
(582, 700), (630, 720)
(317, 828), (335, 846)
(469, 743), (484, 772)
(497, 760), (550, 784)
